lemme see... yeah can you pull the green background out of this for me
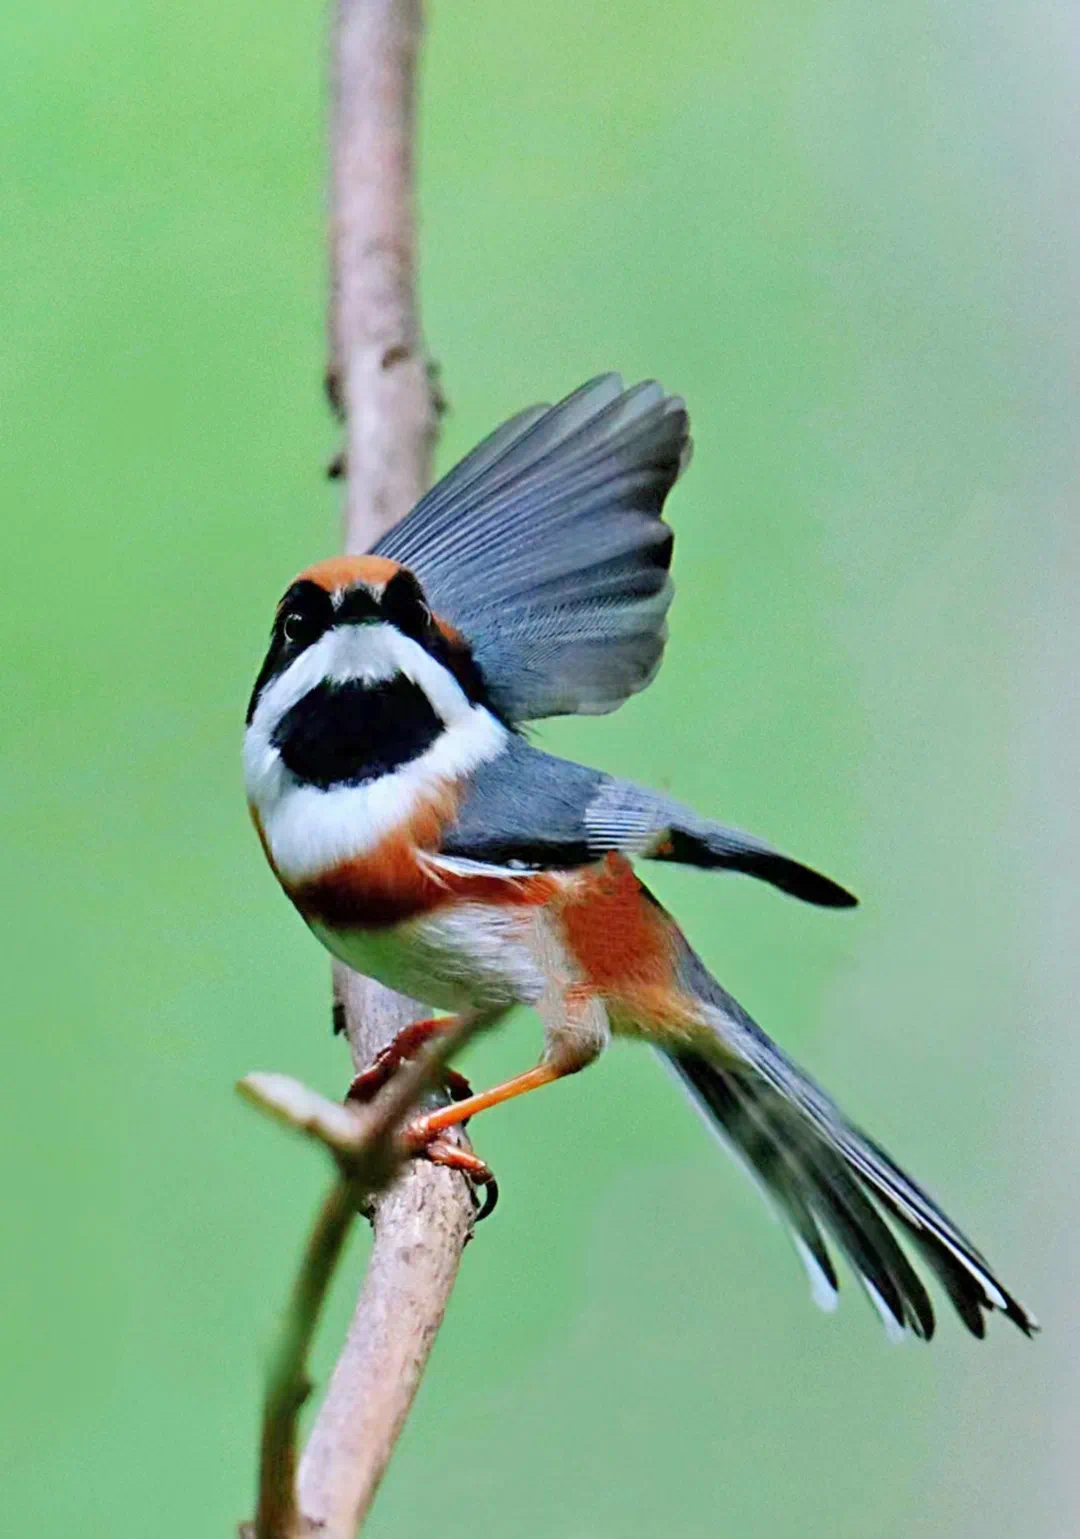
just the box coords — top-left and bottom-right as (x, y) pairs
(2, 2), (1073, 1535)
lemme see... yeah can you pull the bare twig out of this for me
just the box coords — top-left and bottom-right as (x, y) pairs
(282, 2), (473, 1534)
(241, 1009), (482, 1539)
(294, 1014), (478, 1539)
(326, 0), (438, 547)
(242, 1), (472, 1531)
(250, 1180), (354, 1539)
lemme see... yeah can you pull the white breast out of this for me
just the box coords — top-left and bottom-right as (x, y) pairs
(243, 619), (509, 883)
(310, 902), (549, 1014)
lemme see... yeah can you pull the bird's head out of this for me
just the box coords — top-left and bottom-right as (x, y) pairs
(243, 556), (506, 880)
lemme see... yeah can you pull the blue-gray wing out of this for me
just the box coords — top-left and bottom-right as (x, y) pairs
(373, 375), (690, 722)
(439, 738), (857, 908)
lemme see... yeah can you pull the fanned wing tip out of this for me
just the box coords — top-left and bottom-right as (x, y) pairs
(724, 850), (858, 909)
(375, 371), (691, 723)
(644, 819), (859, 909)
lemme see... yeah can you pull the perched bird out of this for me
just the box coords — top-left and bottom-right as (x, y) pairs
(244, 375), (1035, 1341)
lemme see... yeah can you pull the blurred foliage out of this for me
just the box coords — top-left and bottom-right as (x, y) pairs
(1, 2), (1073, 1536)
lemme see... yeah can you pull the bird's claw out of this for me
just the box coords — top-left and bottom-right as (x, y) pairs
(343, 1029), (497, 1220)
(346, 1058), (473, 1106)
(403, 1124), (499, 1222)
(345, 1024), (474, 1106)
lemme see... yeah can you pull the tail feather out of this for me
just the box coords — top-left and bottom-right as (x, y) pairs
(798, 1135), (935, 1339)
(670, 1053), (936, 1338)
(665, 943), (1037, 1340)
(673, 1057), (839, 1308)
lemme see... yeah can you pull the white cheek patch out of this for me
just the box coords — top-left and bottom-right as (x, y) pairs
(243, 621), (509, 883)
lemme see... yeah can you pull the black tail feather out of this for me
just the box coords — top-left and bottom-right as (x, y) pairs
(799, 1134), (936, 1339)
(669, 1053), (938, 1338)
(665, 1008), (1037, 1340)
(677, 1060), (839, 1304)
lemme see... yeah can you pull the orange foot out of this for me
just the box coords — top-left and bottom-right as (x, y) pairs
(345, 1016), (473, 1105)
(405, 1130), (499, 1222)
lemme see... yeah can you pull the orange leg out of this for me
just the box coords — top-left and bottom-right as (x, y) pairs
(404, 1062), (566, 1144)
(345, 1015), (472, 1104)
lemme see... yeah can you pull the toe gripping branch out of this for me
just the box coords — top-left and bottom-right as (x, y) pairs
(346, 1017), (499, 1221)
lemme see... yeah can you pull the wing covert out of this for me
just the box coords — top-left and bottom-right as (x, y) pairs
(440, 738), (857, 909)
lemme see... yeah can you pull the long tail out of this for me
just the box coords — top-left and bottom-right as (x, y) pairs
(665, 945), (1036, 1340)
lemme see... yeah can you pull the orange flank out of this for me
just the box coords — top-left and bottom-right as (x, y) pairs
(298, 553), (403, 593)
(396, 861), (702, 1149)
(558, 853), (698, 1035)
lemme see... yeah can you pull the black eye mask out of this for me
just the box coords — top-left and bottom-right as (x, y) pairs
(246, 581), (335, 725)
(378, 569), (432, 640)
(247, 569), (500, 728)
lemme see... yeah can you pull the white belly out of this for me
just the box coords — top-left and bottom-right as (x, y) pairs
(310, 902), (549, 1014)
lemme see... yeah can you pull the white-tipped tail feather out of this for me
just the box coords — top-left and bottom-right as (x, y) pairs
(664, 939), (1037, 1341)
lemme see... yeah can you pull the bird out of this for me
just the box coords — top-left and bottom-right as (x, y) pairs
(244, 373), (1036, 1342)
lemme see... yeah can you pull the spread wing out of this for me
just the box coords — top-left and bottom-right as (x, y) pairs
(373, 375), (690, 723)
(438, 737), (857, 909)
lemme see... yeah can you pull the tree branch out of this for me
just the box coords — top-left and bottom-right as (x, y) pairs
(241, 3), (474, 1531)
(293, 1157), (474, 1532)
(325, 0), (437, 542)
(291, 2), (473, 1535)
(241, 1008), (483, 1539)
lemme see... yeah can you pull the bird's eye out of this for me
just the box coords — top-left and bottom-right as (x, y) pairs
(273, 581), (331, 652)
(381, 570), (434, 639)
(283, 611), (311, 644)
